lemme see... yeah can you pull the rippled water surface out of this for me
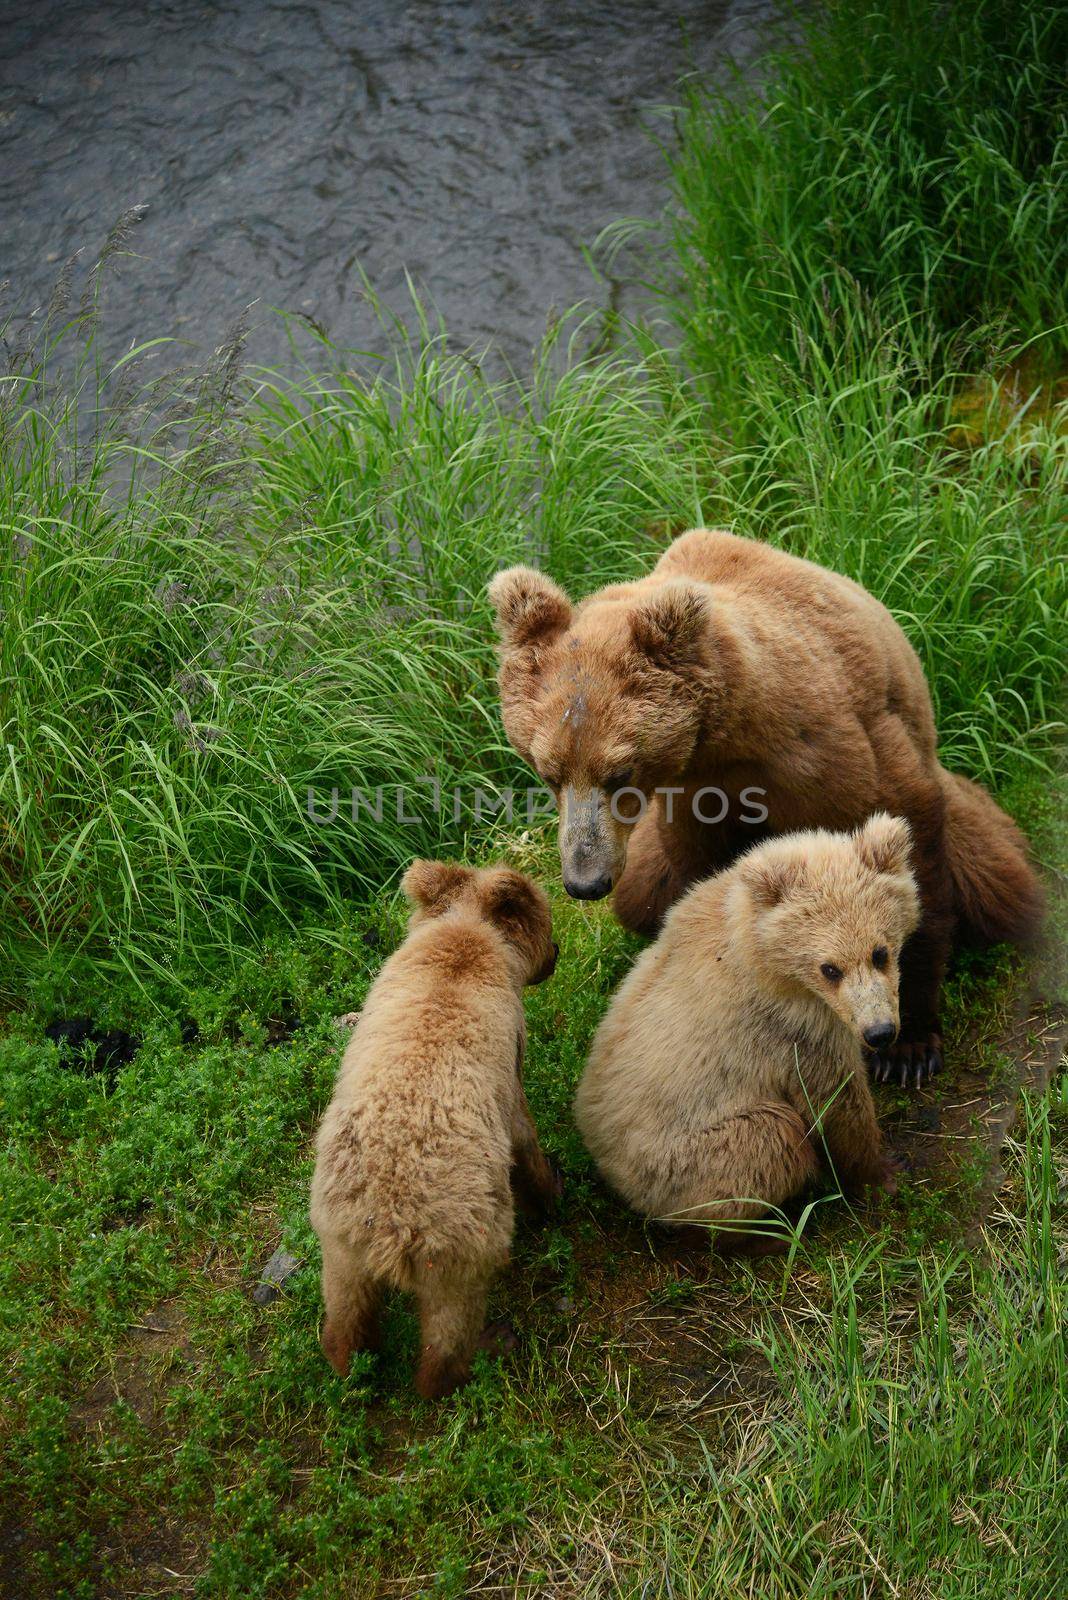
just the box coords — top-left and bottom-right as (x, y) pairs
(2, 0), (773, 366)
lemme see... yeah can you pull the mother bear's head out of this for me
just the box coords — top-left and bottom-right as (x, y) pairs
(488, 564), (720, 901)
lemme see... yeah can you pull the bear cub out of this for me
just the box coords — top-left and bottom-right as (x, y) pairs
(574, 815), (919, 1241)
(310, 860), (559, 1399)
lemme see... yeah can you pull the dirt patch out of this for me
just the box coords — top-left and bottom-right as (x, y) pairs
(70, 1299), (193, 1437)
(885, 981), (1068, 1234)
(96, 1513), (210, 1600)
(0, 1512), (35, 1600)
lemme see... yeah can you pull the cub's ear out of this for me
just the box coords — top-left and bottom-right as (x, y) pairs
(740, 848), (808, 909)
(630, 580), (710, 670)
(401, 859), (472, 915)
(488, 566), (572, 650)
(481, 870), (547, 935)
(855, 813), (912, 877)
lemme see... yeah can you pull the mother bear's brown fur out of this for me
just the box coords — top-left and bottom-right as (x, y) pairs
(489, 528), (1043, 1085)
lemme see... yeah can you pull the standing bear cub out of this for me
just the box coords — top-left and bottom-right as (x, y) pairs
(574, 816), (919, 1238)
(310, 861), (559, 1400)
(490, 527), (1043, 1085)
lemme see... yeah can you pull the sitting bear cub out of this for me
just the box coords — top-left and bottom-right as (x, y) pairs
(574, 815), (919, 1241)
(310, 860), (559, 1399)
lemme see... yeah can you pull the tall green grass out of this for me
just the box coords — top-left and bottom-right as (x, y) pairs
(665, 0), (1068, 412)
(2, 5), (1067, 1595)
(689, 340), (1068, 780)
(0, 315), (713, 997)
(655, 0), (1068, 778)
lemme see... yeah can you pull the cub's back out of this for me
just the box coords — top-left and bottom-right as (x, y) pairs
(312, 920), (521, 1275)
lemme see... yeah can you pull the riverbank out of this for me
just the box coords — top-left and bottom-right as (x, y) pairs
(2, 3), (1066, 1595)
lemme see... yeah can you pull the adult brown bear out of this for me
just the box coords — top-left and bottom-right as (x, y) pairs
(489, 528), (1043, 1086)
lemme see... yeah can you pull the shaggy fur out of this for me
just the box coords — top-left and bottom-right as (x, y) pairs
(574, 817), (920, 1236)
(490, 527), (1044, 1084)
(309, 861), (559, 1400)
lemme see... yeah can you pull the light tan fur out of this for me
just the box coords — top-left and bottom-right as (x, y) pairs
(574, 817), (920, 1236)
(490, 527), (1043, 1081)
(310, 861), (558, 1400)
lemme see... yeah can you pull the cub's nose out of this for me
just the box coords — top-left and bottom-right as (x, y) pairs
(863, 1021), (897, 1050)
(563, 871), (613, 901)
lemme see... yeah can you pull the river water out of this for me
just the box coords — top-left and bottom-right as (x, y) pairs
(1, 0), (774, 370)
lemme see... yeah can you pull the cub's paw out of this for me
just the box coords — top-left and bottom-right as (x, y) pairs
(414, 1347), (471, 1400)
(841, 1150), (904, 1200)
(713, 1226), (791, 1259)
(867, 1032), (943, 1089)
(873, 1150), (905, 1198)
(477, 1319), (519, 1360)
(512, 1155), (563, 1220)
(321, 1320), (353, 1377)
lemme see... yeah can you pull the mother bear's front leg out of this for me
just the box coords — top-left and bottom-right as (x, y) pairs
(612, 790), (754, 937)
(866, 721), (955, 1087)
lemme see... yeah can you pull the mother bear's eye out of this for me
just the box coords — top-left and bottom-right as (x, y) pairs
(820, 962), (844, 984)
(604, 769), (633, 792)
(872, 945), (889, 970)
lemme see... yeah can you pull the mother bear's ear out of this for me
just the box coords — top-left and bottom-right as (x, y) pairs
(488, 566), (572, 650)
(630, 580), (711, 671)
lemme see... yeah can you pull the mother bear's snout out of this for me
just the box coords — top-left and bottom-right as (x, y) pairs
(563, 870), (614, 901)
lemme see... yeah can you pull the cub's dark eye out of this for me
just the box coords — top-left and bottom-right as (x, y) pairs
(604, 769), (634, 792)
(872, 946), (889, 970)
(820, 962), (844, 984)
(539, 771), (561, 790)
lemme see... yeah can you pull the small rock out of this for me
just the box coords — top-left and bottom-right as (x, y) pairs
(45, 1016), (139, 1084)
(252, 1248), (302, 1305)
(333, 1011), (362, 1032)
(265, 1008), (300, 1046)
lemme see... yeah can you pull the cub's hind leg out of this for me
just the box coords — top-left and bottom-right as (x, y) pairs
(656, 1102), (820, 1246)
(807, 1072), (898, 1197)
(413, 1266), (494, 1401)
(510, 1085), (561, 1219)
(319, 1232), (382, 1377)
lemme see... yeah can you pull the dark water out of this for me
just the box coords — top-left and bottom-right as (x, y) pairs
(1, 0), (773, 369)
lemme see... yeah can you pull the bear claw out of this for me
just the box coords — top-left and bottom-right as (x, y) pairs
(868, 1035), (943, 1088)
